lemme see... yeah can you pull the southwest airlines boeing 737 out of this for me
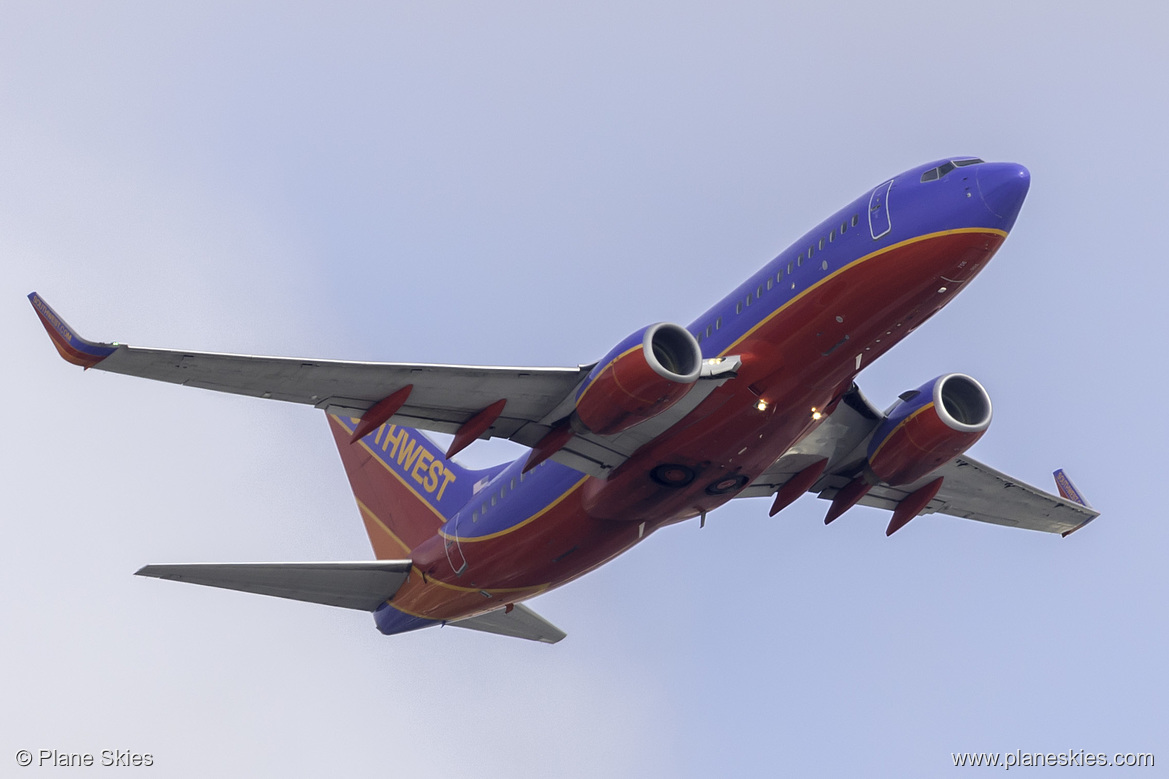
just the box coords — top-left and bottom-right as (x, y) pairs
(30, 158), (1098, 643)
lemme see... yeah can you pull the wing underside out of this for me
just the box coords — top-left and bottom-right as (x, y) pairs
(28, 292), (740, 477)
(746, 386), (1098, 535)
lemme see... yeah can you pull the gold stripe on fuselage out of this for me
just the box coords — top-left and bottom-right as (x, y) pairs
(438, 475), (590, 543)
(720, 227), (1007, 358)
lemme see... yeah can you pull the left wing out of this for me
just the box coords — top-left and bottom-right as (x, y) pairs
(745, 384), (1099, 536)
(30, 293), (739, 477)
(30, 291), (588, 440)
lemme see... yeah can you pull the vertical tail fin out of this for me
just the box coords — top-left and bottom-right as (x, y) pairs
(326, 414), (504, 558)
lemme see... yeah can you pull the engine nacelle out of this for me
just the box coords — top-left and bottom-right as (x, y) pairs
(574, 323), (703, 435)
(866, 373), (992, 485)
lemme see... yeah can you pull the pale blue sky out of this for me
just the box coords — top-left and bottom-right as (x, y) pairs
(3, 3), (1165, 776)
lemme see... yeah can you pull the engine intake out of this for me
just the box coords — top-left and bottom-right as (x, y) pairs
(866, 373), (992, 485)
(574, 323), (702, 435)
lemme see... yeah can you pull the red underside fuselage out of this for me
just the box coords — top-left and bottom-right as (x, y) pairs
(389, 228), (1007, 622)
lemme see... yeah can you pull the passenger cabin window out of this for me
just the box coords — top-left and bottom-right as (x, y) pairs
(829, 229), (835, 242)
(735, 302), (742, 314)
(715, 316), (722, 329)
(851, 214), (859, 227)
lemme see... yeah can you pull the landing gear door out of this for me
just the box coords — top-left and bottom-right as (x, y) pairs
(868, 180), (893, 240)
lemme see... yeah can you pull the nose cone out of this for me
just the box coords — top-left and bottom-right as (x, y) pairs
(976, 163), (1030, 231)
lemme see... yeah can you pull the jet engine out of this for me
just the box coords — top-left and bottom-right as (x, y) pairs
(574, 323), (703, 435)
(866, 373), (992, 485)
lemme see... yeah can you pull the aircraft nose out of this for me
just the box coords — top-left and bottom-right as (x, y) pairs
(976, 163), (1030, 231)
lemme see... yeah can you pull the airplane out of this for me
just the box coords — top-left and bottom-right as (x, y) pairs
(29, 157), (1098, 644)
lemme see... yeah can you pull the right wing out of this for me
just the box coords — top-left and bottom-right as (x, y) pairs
(745, 384), (1099, 536)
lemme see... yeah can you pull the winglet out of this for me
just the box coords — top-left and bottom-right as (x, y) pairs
(27, 292), (118, 368)
(1054, 469), (1099, 537)
(1053, 469), (1091, 508)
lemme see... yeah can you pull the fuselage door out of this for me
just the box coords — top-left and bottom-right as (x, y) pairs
(869, 179), (893, 240)
(444, 515), (468, 576)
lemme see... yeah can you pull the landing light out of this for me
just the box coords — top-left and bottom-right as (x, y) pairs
(755, 399), (768, 411)
(811, 407), (823, 420)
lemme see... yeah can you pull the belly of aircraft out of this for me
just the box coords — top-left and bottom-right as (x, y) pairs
(389, 228), (1006, 622)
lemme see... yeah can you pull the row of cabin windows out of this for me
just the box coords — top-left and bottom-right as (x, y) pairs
(725, 213), (861, 317)
(696, 316), (723, 342)
(695, 212), (860, 342)
(471, 462), (546, 522)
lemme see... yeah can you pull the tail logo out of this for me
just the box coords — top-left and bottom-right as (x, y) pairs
(350, 420), (458, 502)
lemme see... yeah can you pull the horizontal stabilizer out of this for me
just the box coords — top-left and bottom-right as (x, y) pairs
(135, 561), (413, 611)
(449, 603), (566, 644)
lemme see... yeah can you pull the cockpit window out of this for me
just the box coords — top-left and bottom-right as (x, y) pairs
(920, 158), (984, 182)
